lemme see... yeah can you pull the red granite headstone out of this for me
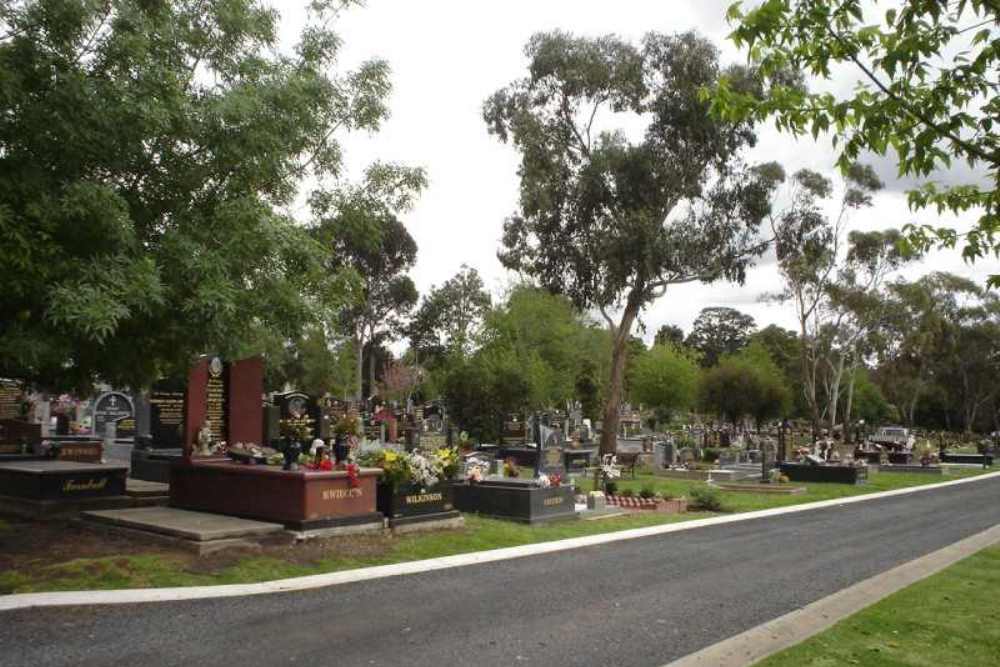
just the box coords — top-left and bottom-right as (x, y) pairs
(183, 357), (210, 458)
(228, 356), (263, 445)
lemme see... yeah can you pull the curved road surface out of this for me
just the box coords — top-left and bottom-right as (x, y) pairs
(2, 477), (999, 667)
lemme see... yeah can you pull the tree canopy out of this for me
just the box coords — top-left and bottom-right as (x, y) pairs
(714, 0), (999, 286)
(0, 0), (393, 391)
(485, 30), (780, 452)
(685, 306), (757, 367)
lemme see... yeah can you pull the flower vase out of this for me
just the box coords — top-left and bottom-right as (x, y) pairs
(284, 441), (301, 471)
(333, 434), (349, 465)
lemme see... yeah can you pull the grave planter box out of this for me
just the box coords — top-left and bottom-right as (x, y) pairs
(169, 460), (382, 531)
(376, 482), (454, 520)
(877, 464), (943, 475)
(779, 462), (867, 485)
(450, 479), (576, 523)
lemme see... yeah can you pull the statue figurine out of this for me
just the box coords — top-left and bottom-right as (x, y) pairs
(195, 421), (213, 457)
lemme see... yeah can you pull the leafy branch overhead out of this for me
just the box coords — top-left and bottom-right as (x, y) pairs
(712, 0), (999, 285)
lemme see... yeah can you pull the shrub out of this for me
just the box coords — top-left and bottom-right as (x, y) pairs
(701, 447), (720, 463)
(619, 487), (635, 498)
(604, 481), (618, 496)
(639, 485), (656, 500)
(573, 483), (583, 495)
(688, 485), (724, 512)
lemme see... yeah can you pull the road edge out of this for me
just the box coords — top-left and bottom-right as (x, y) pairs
(2, 470), (998, 611)
(661, 523), (1000, 667)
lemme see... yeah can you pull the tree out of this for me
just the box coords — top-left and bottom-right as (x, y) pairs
(685, 307), (757, 367)
(714, 0), (1000, 286)
(763, 163), (887, 437)
(653, 324), (685, 348)
(629, 344), (700, 426)
(0, 0), (388, 391)
(485, 31), (778, 453)
(699, 342), (790, 428)
(313, 165), (426, 401)
(408, 265), (492, 367)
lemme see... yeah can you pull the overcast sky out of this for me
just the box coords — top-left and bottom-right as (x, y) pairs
(277, 0), (998, 344)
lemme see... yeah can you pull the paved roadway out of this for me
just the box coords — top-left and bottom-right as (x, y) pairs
(2, 476), (999, 667)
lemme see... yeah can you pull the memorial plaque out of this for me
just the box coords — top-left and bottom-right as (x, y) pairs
(93, 391), (135, 439)
(149, 380), (186, 449)
(0, 380), (24, 420)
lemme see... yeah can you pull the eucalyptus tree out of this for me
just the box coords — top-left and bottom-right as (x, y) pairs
(685, 307), (757, 367)
(312, 164), (426, 402)
(715, 0), (1000, 287)
(408, 265), (492, 367)
(484, 31), (780, 453)
(0, 0), (396, 391)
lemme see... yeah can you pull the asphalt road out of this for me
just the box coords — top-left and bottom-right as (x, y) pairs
(2, 477), (999, 667)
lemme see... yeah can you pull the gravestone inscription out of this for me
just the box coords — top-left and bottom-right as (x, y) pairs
(149, 380), (186, 449)
(93, 392), (135, 439)
(536, 425), (566, 479)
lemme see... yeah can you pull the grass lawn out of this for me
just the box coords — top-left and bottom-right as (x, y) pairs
(754, 545), (1000, 666)
(0, 466), (992, 594)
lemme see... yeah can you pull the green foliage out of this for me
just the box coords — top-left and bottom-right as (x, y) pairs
(653, 325), (685, 348)
(485, 30), (779, 451)
(629, 344), (700, 422)
(688, 485), (724, 512)
(639, 484), (656, 500)
(408, 265), (492, 366)
(714, 0), (1000, 287)
(685, 307), (757, 367)
(699, 341), (790, 426)
(0, 0), (389, 391)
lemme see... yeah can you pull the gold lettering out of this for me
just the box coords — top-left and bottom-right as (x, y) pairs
(404, 493), (443, 504)
(62, 478), (108, 492)
(543, 497), (564, 506)
(321, 488), (363, 501)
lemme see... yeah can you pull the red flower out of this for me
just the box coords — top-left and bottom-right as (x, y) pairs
(344, 462), (360, 488)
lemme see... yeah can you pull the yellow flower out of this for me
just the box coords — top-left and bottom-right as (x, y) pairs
(384, 451), (398, 463)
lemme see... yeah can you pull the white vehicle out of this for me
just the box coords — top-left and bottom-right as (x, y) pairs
(869, 426), (915, 451)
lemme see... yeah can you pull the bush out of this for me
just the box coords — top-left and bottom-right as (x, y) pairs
(701, 447), (720, 463)
(619, 487), (635, 498)
(573, 483), (583, 495)
(604, 481), (618, 496)
(639, 485), (656, 500)
(688, 485), (724, 512)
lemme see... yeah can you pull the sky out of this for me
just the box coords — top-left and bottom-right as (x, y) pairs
(276, 0), (998, 345)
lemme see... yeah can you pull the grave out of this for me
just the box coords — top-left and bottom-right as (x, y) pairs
(0, 459), (146, 518)
(168, 356), (384, 533)
(496, 414), (539, 468)
(93, 391), (136, 439)
(779, 461), (868, 484)
(130, 379), (187, 482)
(450, 477), (576, 523)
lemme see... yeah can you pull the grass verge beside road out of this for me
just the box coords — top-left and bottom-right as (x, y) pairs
(754, 544), (1000, 666)
(0, 467), (992, 594)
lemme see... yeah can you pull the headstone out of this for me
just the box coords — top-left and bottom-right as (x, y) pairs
(501, 415), (528, 446)
(148, 380), (186, 449)
(537, 425), (566, 478)
(183, 355), (264, 456)
(654, 441), (676, 468)
(678, 447), (695, 465)
(587, 491), (606, 511)
(93, 391), (135, 439)
(0, 379), (25, 420)
(275, 391), (321, 443)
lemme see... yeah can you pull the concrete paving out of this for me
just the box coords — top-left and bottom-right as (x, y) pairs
(1, 476), (998, 667)
(124, 479), (170, 497)
(83, 506), (284, 541)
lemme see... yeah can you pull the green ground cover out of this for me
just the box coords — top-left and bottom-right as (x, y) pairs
(0, 467), (992, 594)
(755, 545), (1000, 666)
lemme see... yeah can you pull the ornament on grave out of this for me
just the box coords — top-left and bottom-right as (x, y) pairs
(195, 421), (214, 457)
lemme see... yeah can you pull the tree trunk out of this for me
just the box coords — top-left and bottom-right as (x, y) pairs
(798, 316), (821, 442)
(367, 339), (377, 404)
(826, 352), (846, 437)
(354, 331), (364, 403)
(843, 360), (857, 443)
(599, 298), (642, 456)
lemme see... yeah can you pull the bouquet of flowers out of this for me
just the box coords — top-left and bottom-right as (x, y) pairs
(503, 457), (520, 478)
(434, 447), (460, 479)
(408, 451), (443, 490)
(536, 473), (551, 488)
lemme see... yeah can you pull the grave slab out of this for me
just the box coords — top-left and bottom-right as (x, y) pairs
(125, 479), (170, 497)
(84, 506), (284, 542)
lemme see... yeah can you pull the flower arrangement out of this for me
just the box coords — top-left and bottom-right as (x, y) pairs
(334, 415), (360, 437)
(466, 464), (486, 483)
(357, 447), (447, 491)
(548, 472), (562, 487)
(435, 447), (460, 479)
(503, 457), (520, 478)
(536, 473), (551, 488)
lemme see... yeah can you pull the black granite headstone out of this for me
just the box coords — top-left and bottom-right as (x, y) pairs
(275, 391), (321, 442)
(93, 391), (135, 439)
(148, 380), (186, 449)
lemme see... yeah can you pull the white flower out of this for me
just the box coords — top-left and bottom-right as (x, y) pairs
(536, 474), (551, 488)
